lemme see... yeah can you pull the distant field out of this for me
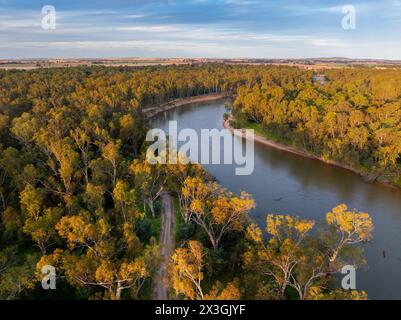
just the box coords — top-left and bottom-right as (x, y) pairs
(0, 59), (190, 70)
(1, 58), (400, 70)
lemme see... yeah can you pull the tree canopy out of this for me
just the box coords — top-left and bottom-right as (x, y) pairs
(0, 64), (378, 299)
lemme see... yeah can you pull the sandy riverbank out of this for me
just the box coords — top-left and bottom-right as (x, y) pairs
(144, 93), (229, 119)
(222, 117), (392, 186)
(144, 94), (397, 189)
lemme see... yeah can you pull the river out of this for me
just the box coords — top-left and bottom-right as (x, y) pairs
(151, 100), (401, 299)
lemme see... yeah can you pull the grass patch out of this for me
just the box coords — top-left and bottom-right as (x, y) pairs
(231, 117), (297, 147)
(393, 176), (401, 188)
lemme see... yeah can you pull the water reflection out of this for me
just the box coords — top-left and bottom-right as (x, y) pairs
(151, 101), (401, 299)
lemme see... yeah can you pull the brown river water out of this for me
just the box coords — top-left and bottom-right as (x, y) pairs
(151, 100), (401, 299)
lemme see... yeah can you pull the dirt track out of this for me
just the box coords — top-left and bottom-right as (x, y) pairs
(153, 192), (175, 300)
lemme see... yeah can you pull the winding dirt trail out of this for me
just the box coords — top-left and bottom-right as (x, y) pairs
(153, 192), (175, 300)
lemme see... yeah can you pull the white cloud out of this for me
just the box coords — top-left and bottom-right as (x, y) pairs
(0, 2), (400, 59)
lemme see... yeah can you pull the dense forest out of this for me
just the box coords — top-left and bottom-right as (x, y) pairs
(0, 64), (377, 299)
(232, 67), (401, 186)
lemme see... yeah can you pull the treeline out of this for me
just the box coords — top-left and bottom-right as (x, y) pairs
(0, 64), (240, 299)
(0, 64), (375, 299)
(170, 177), (372, 300)
(232, 68), (401, 186)
(0, 64), (249, 116)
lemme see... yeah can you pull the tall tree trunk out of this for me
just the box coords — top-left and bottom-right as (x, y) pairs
(115, 285), (123, 300)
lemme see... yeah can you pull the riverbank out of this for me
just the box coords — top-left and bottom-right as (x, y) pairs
(145, 95), (398, 189)
(223, 117), (399, 189)
(143, 93), (229, 119)
(150, 100), (401, 299)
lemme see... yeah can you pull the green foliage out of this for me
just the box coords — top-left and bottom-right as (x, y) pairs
(136, 216), (161, 243)
(233, 68), (401, 183)
(0, 64), (381, 300)
(394, 176), (401, 188)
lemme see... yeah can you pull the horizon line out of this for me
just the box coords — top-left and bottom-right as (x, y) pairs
(2, 56), (401, 62)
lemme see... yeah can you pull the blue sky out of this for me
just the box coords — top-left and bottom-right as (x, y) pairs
(0, 0), (400, 59)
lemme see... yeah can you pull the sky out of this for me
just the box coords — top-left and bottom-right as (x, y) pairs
(0, 0), (401, 59)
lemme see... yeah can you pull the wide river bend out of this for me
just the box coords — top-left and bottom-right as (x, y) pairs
(151, 100), (401, 299)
